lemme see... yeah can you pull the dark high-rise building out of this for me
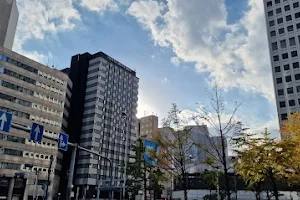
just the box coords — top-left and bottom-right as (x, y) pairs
(60, 52), (139, 198)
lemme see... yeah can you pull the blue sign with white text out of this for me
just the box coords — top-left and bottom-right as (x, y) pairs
(144, 139), (158, 166)
(58, 133), (68, 151)
(0, 110), (12, 133)
(30, 123), (44, 143)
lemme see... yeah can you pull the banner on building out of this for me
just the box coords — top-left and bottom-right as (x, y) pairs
(144, 139), (158, 165)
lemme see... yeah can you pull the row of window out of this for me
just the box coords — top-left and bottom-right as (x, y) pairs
(275, 62), (299, 72)
(38, 70), (66, 86)
(23, 151), (55, 160)
(3, 68), (36, 84)
(271, 37), (298, 51)
(268, 3), (300, 17)
(269, 13), (300, 28)
(277, 86), (300, 96)
(0, 106), (29, 119)
(0, 92), (32, 107)
(279, 99), (299, 107)
(0, 162), (20, 170)
(276, 74), (300, 83)
(0, 147), (23, 157)
(0, 54), (37, 74)
(36, 81), (64, 96)
(273, 50), (298, 62)
(267, 0), (290, 7)
(270, 23), (300, 37)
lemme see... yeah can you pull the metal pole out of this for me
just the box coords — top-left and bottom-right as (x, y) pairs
(66, 144), (78, 200)
(96, 156), (101, 200)
(122, 113), (128, 200)
(7, 176), (15, 200)
(34, 170), (38, 200)
(108, 159), (113, 200)
(45, 155), (54, 200)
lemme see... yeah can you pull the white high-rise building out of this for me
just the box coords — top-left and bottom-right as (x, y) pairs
(264, 0), (300, 126)
(0, 0), (18, 50)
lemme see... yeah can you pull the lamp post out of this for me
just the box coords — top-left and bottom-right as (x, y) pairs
(121, 111), (128, 200)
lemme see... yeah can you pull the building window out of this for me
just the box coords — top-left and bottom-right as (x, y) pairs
(297, 86), (300, 92)
(272, 42), (278, 51)
(275, 66), (281, 72)
(279, 28), (285, 34)
(294, 2), (300, 8)
(296, 12), (300, 18)
(269, 20), (275, 26)
(287, 25), (294, 32)
(292, 51), (298, 57)
(287, 87), (294, 94)
(280, 40), (287, 48)
(267, 1), (272, 7)
(276, 8), (282, 14)
(289, 100), (296, 106)
(268, 11), (274, 17)
(271, 30), (276, 37)
(275, 0), (280, 4)
(276, 77), (283, 84)
(285, 5), (291, 11)
(294, 62), (300, 68)
(281, 113), (288, 120)
(297, 23), (300, 29)
(277, 18), (283, 24)
(289, 37), (296, 46)
(278, 89), (284, 96)
(273, 55), (279, 62)
(280, 101), (286, 108)
(282, 53), (288, 59)
(284, 64), (290, 70)
(295, 74), (300, 80)
(286, 75), (292, 82)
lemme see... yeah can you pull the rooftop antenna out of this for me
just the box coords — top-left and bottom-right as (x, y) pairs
(47, 57), (49, 67)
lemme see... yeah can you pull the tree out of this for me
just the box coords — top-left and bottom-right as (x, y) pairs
(192, 82), (242, 200)
(126, 138), (166, 200)
(201, 170), (218, 198)
(233, 131), (295, 200)
(152, 104), (195, 200)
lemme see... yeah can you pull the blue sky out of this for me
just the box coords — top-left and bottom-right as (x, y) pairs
(14, 0), (279, 137)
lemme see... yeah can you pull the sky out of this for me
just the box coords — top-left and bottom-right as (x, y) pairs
(13, 0), (280, 137)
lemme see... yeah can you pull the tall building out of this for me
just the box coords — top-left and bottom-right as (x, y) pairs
(0, 46), (72, 199)
(264, 0), (300, 126)
(0, 0), (18, 50)
(138, 115), (158, 138)
(60, 51), (139, 198)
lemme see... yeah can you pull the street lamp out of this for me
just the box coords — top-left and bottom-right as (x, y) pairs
(24, 164), (39, 200)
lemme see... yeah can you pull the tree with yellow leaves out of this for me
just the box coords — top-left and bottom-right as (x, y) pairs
(233, 131), (296, 200)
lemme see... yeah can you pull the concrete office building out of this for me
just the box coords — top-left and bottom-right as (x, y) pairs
(0, 47), (72, 199)
(0, 0), (18, 50)
(138, 115), (158, 138)
(61, 51), (139, 198)
(264, 0), (300, 126)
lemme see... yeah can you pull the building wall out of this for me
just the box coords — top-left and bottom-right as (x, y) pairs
(138, 115), (158, 138)
(0, 0), (18, 50)
(264, 0), (300, 127)
(0, 46), (71, 199)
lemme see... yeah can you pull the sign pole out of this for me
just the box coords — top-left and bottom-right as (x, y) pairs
(66, 144), (77, 200)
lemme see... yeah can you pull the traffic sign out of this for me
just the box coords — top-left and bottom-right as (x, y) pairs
(30, 123), (44, 143)
(58, 133), (68, 151)
(0, 110), (12, 133)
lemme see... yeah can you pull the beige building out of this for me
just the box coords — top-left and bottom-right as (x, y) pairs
(0, 47), (72, 199)
(138, 115), (158, 138)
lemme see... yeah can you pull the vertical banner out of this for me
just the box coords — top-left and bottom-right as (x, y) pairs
(144, 139), (158, 165)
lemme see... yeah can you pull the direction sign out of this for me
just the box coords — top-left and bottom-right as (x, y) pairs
(30, 123), (44, 143)
(0, 110), (12, 133)
(58, 133), (68, 151)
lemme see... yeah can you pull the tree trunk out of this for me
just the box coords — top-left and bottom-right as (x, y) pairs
(182, 172), (188, 200)
(220, 135), (231, 200)
(269, 171), (279, 200)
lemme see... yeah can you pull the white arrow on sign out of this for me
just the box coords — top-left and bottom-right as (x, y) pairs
(60, 135), (66, 148)
(34, 125), (40, 141)
(0, 113), (7, 130)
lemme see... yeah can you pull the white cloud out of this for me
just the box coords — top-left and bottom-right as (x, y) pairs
(79, 0), (118, 13)
(170, 56), (181, 66)
(14, 0), (80, 62)
(161, 77), (169, 84)
(127, 0), (275, 100)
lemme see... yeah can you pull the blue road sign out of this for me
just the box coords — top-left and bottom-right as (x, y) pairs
(58, 133), (68, 151)
(30, 123), (44, 143)
(0, 110), (12, 133)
